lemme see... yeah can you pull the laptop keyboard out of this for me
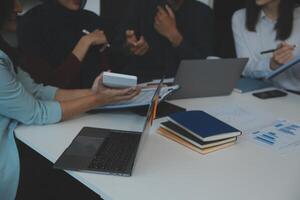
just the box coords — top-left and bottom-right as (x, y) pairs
(88, 133), (140, 174)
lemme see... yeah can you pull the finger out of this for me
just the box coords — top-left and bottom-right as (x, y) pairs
(277, 54), (294, 64)
(275, 46), (294, 55)
(116, 87), (138, 95)
(277, 42), (285, 49)
(135, 36), (146, 46)
(281, 55), (294, 64)
(165, 5), (175, 18)
(92, 73), (103, 91)
(117, 89), (140, 102)
(276, 54), (292, 64)
(133, 40), (148, 54)
(135, 44), (149, 55)
(157, 6), (166, 16)
(140, 45), (149, 55)
(126, 30), (137, 45)
(132, 40), (149, 55)
(154, 18), (161, 28)
(126, 30), (135, 37)
(278, 42), (295, 49)
(276, 50), (294, 61)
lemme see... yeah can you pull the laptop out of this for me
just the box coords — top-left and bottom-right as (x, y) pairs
(54, 80), (163, 176)
(169, 58), (248, 99)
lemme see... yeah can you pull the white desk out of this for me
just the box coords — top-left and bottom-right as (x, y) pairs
(15, 90), (300, 200)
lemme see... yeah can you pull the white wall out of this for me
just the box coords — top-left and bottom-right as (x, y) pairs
(198, 0), (214, 8)
(84, 1), (101, 15)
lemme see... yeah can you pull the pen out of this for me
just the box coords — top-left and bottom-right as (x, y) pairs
(260, 44), (297, 55)
(151, 95), (159, 125)
(82, 29), (110, 52)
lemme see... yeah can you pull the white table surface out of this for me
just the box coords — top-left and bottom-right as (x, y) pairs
(15, 90), (300, 200)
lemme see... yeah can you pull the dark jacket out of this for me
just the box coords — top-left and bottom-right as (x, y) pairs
(17, 1), (113, 88)
(112, 0), (214, 82)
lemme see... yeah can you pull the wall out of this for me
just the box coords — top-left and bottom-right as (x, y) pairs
(85, 1), (101, 15)
(199, 0), (214, 8)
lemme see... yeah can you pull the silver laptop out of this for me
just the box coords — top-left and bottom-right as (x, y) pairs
(54, 80), (163, 176)
(169, 58), (248, 99)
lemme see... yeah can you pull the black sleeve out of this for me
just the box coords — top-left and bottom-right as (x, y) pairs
(108, 0), (143, 70)
(110, 0), (141, 47)
(173, 5), (214, 59)
(17, 13), (45, 56)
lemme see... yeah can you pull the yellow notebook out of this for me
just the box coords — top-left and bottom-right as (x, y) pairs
(157, 127), (235, 155)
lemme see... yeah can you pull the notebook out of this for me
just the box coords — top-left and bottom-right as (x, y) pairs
(168, 111), (242, 142)
(157, 127), (236, 154)
(160, 121), (237, 148)
(234, 78), (273, 93)
(266, 55), (300, 80)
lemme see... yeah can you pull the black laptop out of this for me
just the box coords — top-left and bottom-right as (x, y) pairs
(54, 80), (163, 176)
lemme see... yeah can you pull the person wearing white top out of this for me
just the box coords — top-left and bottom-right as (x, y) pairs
(232, 0), (300, 92)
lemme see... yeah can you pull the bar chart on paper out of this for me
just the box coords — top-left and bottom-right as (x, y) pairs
(249, 121), (300, 154)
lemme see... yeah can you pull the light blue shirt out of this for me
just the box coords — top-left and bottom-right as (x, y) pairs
(0, 50), (62, 200)
(232, 8), (300, 91)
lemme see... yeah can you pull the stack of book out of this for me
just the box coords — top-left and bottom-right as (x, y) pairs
(157, 111), (242, 154)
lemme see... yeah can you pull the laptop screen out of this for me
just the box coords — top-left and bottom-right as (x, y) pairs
(141, 78), (164, 132)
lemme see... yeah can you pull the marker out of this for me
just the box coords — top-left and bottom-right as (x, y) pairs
(260, 45), (297, 55)
(81, 29), (110, 52)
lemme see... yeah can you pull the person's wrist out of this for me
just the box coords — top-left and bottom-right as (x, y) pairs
(81, 35), (94, 47)
(93, 92), (107, 106)
(270, 58), (279, 70)
(167, 29), (183, 47)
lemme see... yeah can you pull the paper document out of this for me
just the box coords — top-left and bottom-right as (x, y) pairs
(206, 104), (274, 132)
(98, 85), (179, 109)
(143, 78), (175, 85)
(248, 120), (300, 154)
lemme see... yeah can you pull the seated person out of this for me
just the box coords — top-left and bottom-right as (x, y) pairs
(232, 0), (300, 91)
(18, 0), (113, 88)
(213, 0), (245, 58)
(112, 0), (214, 82)
(0, 0), (140, 199)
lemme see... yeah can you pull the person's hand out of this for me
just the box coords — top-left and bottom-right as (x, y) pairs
(125, 30), (149, 56)
(84, 29), (108, 46)
(154, 5), (182, 46)
(91, 73), (141, 105)
(270, 42), (295, 70)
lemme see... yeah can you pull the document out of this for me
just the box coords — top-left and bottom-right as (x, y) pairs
(97, 85), (179, 109)
(248, 120), (300, 154)
(206, 104), (274, 132)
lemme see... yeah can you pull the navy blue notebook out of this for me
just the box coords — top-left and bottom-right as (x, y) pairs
(168, 111), (241, 142)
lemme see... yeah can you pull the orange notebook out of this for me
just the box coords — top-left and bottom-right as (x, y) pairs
(157, 127), (235, 155)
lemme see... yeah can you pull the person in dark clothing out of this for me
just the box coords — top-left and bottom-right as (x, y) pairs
(213, 0), (245, 58)
(112, 0), (214, 82)
(17, 0), (112, 88)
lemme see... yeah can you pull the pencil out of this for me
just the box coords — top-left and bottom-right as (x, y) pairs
(260, 49), (276, 55)
(151, 96), (159, 124)
(260, 45), (297, 55)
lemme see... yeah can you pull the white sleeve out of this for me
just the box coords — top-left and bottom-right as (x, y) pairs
(232, 11), (273, 78)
